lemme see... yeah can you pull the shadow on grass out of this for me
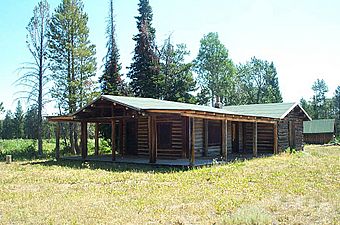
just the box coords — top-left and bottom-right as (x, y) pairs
(23, 152), (274, 173)
(23, 159), (188, 173)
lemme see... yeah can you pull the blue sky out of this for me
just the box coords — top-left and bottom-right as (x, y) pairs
(0, 0), (339, 117)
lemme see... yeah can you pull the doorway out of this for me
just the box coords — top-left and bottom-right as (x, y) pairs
(231, 122), (239, 153)
(125, 120), (137, 155)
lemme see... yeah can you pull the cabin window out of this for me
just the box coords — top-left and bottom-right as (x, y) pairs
(157, 122), (172, 149)
(208, 121), (221, 146)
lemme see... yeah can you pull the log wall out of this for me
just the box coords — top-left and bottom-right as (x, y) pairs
(136, 115), (184, 159)
(278, 106), (305, 151)
(303, 133), (333, 144)
(137, 117), (149, 156)
(194, 118), (204, 156)
(243, 122), (274, 153)
(227, 121), (232, 153)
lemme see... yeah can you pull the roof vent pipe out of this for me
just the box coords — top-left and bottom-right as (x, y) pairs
(214, 96), (223, 109)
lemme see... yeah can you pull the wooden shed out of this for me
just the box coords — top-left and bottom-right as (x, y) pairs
(303, 119), (335, 144)
(48, 95), (311, 166)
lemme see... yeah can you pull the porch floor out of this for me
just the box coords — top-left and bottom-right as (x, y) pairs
(60, 153), (269, 167)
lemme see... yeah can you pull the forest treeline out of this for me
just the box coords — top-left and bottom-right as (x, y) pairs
(0, 0), (339, 154)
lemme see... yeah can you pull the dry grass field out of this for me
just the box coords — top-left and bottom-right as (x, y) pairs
(0, 145), (339, 224)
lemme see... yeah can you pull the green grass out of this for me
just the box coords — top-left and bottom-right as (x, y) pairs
(0, 145), (339, 224)
(0, 139), (56, 160)
(0, 138), (112, 161)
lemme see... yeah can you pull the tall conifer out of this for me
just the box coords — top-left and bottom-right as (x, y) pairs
(99, 0), (122, 95)
(47, 0), (97, 153)
(128, 0), (161, 98)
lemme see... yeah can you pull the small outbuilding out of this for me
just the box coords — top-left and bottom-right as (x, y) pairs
(303, 119), (335, 144)
(48, 95), (311, 166)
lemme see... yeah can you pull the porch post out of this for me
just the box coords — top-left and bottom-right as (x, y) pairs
(203, 119), (208, 157)
(253, 121), (258, 157)
(81, 121), (88, 160)
(94, 123), (99, 156)
(55, 122), (60, 160)
(149, 115), (157, 163)
(190, 117), (195, 167)
(222, 120), (228, 161)
(273, 121), (278, 154)
(119, 119), (124, 155)
(111, 120), (116, 161)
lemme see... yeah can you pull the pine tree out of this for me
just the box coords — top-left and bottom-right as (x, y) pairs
(128, 0), (161, 98)
(24, 107), (39, 139)
(159, 37), (196, 103)
(333, 86), (340, 135)
(0, 102), (4, 114)
(311, 79), (328, 119)
(2, 111), (15, 139)
(13, 101), (24, 139)
(47, 0), (97, 153)
(99, 0), (122, 95)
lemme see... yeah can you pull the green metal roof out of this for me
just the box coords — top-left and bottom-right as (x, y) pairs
(223, 102), (299, 119)
(101, 95), (229, 114)
(98, 95), (307, 119)
(303, 119), (335, 134)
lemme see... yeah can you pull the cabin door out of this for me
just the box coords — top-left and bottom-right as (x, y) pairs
(288, 121), (296, 149)
(232, 122), (239, 153)
(125, 120), (137, 155)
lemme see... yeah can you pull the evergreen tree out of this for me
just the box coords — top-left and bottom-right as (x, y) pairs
(128, 0), (161, 98)
(333, 86), (340, 135)
(0, 102), (4, 114)
(311, 79), (328, 119)
(47, 0), (97, 153)
(24, 107), (39, 139)
(13, 101), (24, 139)
(194, 32), (235, 106)
(99, 0), (122, 95)
(2, 111), (15, 139)
(300, 98), (313, 117)
(237, 57), (282, 104)
(159, 37), (196, 103)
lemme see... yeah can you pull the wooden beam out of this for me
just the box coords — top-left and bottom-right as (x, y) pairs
(111, 120), (116, 161)
(273, 122), (278, 154)
(190, 117), (195, 167)
(148, 116), (152, 162)
(242, 122), (246, 153)
(221, 120), (228, 161)
(149, 116), (157, 163)
(180, 113), (276, 124)
(81, 121), (88, 160)
(94, 123), (99, 156)
(55, 122), (60, 160)
(181, 117), (187, 158)
(203, 119), (208, 157)
(253, 122), (257, 157)
(119, 119), (124, 155)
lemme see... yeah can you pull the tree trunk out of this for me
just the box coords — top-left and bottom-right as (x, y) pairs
(37, 14), (44, 157)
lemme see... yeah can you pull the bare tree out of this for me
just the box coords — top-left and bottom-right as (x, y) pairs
(15, 0), (50, 156)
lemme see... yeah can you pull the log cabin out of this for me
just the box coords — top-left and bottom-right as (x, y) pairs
(48, 95), (311, 166)
(303, 119), (335, 144)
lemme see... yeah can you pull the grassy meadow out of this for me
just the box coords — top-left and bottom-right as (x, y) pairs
(0, 143), (339, 224)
